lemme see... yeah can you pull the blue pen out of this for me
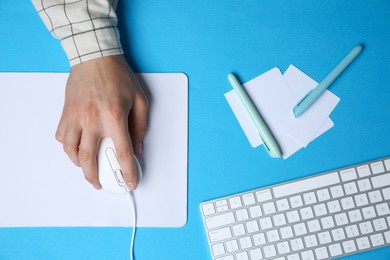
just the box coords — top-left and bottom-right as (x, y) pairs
(293, 44), (363, 117)
(228, 73), (282, 158)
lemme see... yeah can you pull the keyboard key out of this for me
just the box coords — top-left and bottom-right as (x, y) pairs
(372, 173), (390, 189)
(290, 195), (303, 208)
(273, 172), (340, 199)
(303, 192), (317, 205)
(206, 212), (235, 229)
(345, 224), (359, 238)
(307, 219), (321, 232)
(276, 198), (290, 211)
(335, 212), (349, 226)
(355, 193), (369, 207)
(277, 241), (291, 255)
(384, 231), (390, 243)
(321, 216), (335, 229)
(344, 182), (358, 195)
(216, 200), (227, 207)
(294, 223), (307, 236)
(229, 196), (242, 209)
(202, 203), (215, 216)
(317, 189), (331, 201)
(216, 256), (234, 260)
(249, 205), (262, 218)
(273, 213), (287, 226)
(370, 233), (385, 247)
(348, 209), (363, 222)
(327, 200), (341, 213)
(382, 187), (390, 200)
(385, 159), (390, 171)
(371, 161), (385, 174)
(287, 210), (300, 223)
(340, 168), (357, 182)
(328, 243), (342, 257)
(356, 236), (370, 250)
(301, 250), (314, 260)
(280, 226), (294, 239)
(212, 243), (225, 256)
(242, 193), (256, 206)
(342, 240), (357, 253)
(236, 252), (249, 260)
(217, 205), (229, 212)
(235, 208), (249, 221)
(373, 217), (387, 231)
(215, 200), (227, 207)
(209, 227), (232, 242)
(266, 230), (280, 243)
(239, 236), (252, 249)
(290, 238), (304, 251)
(263, 245), (276, 258)
(304, 234), (318, 248)
(245, 220), (259, 233)
(357, 165), (371, 177)
(232, 223), (245, 236)
(362, 206), (376, 219)
(225, 239), (239, 253)
(318, 231), (331, 244)
(341, 197), (355, 210)
(313, 203), (327, 217)
(332, 228), (346, 241)
(300, 207), (314, 220)
(262, 202), (276, 215)
(255, 189), (272, 202)
(376, 202), (390, 216)
(287, 253), (299, 260)
(368, 190), (383, 203)
(359, 221), (373, 235)
(249, 248), (263, 260)
(357, 179), (371, 192)
(259, 217), (273, 230)
(252, 233), (266, 246)
(314, 247), (328, 259)
(330, 185), (344, 198)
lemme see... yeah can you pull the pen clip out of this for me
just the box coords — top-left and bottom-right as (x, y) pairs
(259, 133), (272, 153)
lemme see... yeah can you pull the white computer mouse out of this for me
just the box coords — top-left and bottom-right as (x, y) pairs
(97, 137), (143, 194)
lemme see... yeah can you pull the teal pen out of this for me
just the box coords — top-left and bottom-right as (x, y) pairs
(293, 44), (363, 117)
(228, 73), (282, 158)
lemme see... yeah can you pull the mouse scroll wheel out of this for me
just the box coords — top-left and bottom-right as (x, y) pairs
(105, 148), (125, 186)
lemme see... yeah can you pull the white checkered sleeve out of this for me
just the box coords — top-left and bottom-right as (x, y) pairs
(32, 0), (123, 66)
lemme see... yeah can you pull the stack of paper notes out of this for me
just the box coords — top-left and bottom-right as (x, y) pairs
(225, 65), (340, 159)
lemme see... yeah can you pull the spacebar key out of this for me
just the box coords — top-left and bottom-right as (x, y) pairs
(273, 172), (340, 198)
(205, 212), (235, 230)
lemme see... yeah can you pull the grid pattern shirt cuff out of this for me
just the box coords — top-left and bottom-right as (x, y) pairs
(32, 0), (123, 66)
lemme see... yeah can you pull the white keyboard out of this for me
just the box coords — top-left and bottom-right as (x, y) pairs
(200, 157), (390, 260)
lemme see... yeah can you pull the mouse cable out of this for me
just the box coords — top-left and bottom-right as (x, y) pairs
(127, 191), (137, 260)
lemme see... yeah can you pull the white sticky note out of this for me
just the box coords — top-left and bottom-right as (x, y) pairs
(283, 65), (340, 146)
(225, 66), (340, 159)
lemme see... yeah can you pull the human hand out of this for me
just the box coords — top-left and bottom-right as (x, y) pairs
(55, 55), (148, 190)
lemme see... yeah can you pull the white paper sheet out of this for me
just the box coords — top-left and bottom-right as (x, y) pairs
(283, 65), (340, 147)
(225, 66), (340, 159)
(0, 73), (188, 227)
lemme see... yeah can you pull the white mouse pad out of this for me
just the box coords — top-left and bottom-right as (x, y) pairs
(0, 73), (188, 227)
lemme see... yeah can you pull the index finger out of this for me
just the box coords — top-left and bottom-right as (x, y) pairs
(111, 125), (138, 190)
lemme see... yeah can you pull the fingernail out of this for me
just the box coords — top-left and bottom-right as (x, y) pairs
(126, 182), (135, 190)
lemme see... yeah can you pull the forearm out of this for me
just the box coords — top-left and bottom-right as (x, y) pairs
(31, 0), (123, 66)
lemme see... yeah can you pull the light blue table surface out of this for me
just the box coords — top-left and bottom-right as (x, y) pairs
(1, 1), (390, 259)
